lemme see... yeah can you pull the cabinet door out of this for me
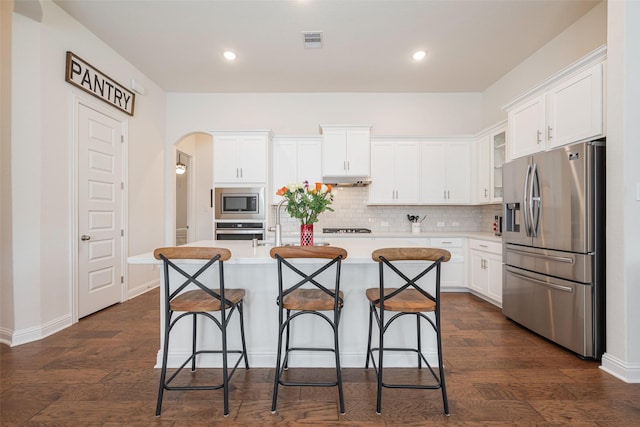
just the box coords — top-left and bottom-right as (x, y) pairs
(297, 139), (323, 185)
(322, 129), (348, 176)
(547, 63), (603, 149)
(444, 142), (470, 204)
(476, 135), (491, 204)
(469, 250), (489, 294)
(491, 129), (506, 202)
(394, 141), (420, 203)
(238, 136), (267, 183)
(420, 143), (446, 203)
(369, 141), (396, 203)
(487, 253), (503, 304)
(272, 140), (298, 201)
(213, 136), (240, 183)
(508, 95), (546, 160)
(345, 128), (371, 176)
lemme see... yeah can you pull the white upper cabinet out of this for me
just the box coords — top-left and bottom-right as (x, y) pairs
(508, 94), (547, 159)
(212, 130), (270, 184)
(491, 128), (506, 202)
(420, 141), (471, 204)
(547, 63), (604, 149)
(321, 126), (371, 178)
(475, 134), (491, 204)
(271, 136), (322, 204)
(505, 47), (606, 160)
(369, 139), (420, 204)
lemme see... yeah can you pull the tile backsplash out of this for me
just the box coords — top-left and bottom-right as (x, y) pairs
(271, 186), (501, 234)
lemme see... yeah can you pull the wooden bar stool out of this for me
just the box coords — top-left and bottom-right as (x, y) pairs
(365, 247), (451, 415)
(153, 247), (249, 417)
(269, 246), (348, 415)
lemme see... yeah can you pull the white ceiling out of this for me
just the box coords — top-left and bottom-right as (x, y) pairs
(51, 0), (600, 93)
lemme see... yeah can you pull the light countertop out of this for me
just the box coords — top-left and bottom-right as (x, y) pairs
(128, 232), (501, 265)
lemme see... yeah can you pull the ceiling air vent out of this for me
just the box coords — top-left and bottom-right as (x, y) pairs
(302, 31), (323, 49)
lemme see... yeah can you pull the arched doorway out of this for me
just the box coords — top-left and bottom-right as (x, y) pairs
(174, 132), (214, 244)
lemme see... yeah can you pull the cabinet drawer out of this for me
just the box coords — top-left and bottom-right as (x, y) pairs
(430, 237), (463, 248)
(469, 239), (501, 254)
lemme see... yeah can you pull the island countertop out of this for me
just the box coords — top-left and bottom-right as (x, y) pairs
(128, 232), (500, 265)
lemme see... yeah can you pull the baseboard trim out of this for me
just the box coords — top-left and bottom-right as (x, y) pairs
(8, 314), (72, 347)
(600, 352), (640, 383)
(128, 278), (159, 299)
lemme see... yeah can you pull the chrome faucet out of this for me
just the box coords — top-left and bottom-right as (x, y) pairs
(274, 199), (286, 247)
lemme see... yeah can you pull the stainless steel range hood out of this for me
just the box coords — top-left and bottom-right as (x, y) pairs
(323, 176), (371, 187)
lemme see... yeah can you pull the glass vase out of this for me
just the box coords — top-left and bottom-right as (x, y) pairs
(300, 224), (314, 246)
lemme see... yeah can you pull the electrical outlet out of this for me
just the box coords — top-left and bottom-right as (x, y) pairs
(451, 221), (460, 227)
(436, 221), (445, 227)
(381, 221), (389, 227)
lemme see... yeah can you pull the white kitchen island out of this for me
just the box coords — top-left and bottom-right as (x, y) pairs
(128, 237), (450, 369)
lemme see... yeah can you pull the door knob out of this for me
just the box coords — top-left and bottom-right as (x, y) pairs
(81, 235), (91, 241)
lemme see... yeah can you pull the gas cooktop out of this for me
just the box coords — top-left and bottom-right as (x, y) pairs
(323, 227), (372, 234)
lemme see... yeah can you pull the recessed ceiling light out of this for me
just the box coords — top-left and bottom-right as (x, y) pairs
(412, 50), (427, 61)
(223, 51), (237, 61)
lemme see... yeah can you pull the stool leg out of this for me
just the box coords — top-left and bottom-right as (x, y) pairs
(334, 309), (345, 415)
(365, 303), (374, 368)
(376, 307), (384, 415)
(155, 312), (171, 416)
(436, 311), (450, 416)
(271, 310), (285, 413)
(283, 309), (291, 370)
(238, 301), (250, 369)
(191, 313), (197, 372)
(417, 314), (422, 369)
(221, 309), (230, 417)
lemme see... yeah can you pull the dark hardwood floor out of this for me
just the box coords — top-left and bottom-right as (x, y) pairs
(2, 288), (639, 426)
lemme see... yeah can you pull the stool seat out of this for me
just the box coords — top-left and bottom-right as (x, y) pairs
(171, 289), (246, 312)
(365, 288), (435, 313)
(282, 289), (344, 311)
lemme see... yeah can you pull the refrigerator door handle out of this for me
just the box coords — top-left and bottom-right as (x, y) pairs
(508, 269), (574, 293)
(523, 164), (532, 236)
(531, 163), (541, 237)
(507, 248), (575, 264)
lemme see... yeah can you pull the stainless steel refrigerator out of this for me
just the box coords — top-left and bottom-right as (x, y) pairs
(502, 140), (605, 359)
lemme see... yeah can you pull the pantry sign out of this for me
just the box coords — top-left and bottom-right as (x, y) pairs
(65, 51), (135, 116)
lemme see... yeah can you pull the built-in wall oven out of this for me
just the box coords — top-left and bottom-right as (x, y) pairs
(215, 222), (265, 241)
(214, 187), (265, 241)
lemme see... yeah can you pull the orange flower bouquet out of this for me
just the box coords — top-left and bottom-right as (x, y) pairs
(276, 181), (335, 225)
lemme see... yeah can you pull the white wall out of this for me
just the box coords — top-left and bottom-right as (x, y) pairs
(166, 92), (483, 143)
(601, 0), (640, 382)
(1, 0), (15, 338)
(481, 1), (607, 128)
(5, 0), (166, 344)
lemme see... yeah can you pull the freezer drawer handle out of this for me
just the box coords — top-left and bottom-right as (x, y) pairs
(508, 248), (575, 264)
(508, 270), (574, 293)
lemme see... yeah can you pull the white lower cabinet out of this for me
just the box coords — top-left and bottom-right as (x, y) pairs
(469, 239), (503, 305)
(429, 237), (466, 291)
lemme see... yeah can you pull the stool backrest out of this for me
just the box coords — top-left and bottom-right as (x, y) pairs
(371, 247), (451, 308)
(153, 246), (232, 308)
(270, 246), (348, 305)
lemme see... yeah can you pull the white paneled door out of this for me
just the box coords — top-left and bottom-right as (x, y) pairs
(78, 104), (124, 318)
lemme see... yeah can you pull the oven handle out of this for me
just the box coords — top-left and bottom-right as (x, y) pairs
(215, 229), (265, 235)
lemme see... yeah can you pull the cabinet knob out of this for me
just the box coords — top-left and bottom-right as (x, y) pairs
(81, 235), (91, 241)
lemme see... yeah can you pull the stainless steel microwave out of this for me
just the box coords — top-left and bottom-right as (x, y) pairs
(214, 187), (265, 220)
